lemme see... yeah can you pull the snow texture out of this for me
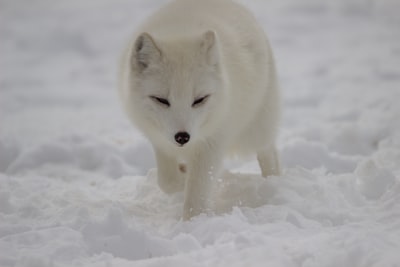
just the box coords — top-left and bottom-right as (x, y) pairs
(1, 0), (400, 266)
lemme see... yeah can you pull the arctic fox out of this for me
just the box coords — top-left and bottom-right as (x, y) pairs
(119, 0), (280, 220)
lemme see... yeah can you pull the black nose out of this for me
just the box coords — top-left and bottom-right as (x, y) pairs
(175, 132), (190, 146)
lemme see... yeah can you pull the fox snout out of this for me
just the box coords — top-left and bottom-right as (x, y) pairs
(175, 132), (190, 146)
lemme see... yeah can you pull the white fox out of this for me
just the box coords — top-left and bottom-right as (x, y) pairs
(119, 0), (280, 220)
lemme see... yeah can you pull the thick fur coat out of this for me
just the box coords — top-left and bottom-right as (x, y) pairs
(119, 0), (280, 220)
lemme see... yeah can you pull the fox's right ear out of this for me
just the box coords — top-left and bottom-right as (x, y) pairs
(131, 32), (161, 72)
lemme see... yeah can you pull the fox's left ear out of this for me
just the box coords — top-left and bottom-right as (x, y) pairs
(201, 30), (219, 66)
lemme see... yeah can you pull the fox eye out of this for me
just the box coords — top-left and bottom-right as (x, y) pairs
(192, 95), (210, 107)
(150, 96), (170, 107)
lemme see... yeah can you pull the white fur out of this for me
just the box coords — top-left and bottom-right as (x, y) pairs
(119, 0), (281, 220)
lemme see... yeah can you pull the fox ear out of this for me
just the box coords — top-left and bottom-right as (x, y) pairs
(201, 30), (219, 66)
(132, 32), (161, 72)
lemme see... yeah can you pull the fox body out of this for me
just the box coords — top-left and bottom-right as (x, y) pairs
(119, 0), (280, 220)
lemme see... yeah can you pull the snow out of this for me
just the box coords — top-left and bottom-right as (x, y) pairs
(1, 0), (400, 266)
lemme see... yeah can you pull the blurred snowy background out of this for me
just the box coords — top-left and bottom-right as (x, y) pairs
(1, 0), (400, 266)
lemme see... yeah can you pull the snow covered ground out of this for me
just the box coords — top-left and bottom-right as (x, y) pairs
(1, 0), (400, 266)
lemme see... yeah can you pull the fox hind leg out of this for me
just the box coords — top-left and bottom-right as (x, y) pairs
(257, 145), (281, 177)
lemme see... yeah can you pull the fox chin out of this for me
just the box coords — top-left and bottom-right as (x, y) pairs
(119, 0), (281, 220)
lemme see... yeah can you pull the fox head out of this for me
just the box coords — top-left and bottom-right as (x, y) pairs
(124, 30), (228, 149)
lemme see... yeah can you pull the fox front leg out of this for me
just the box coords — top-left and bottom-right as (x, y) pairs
(155, 148), (185, 194)
(183, 144), (222, 220)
